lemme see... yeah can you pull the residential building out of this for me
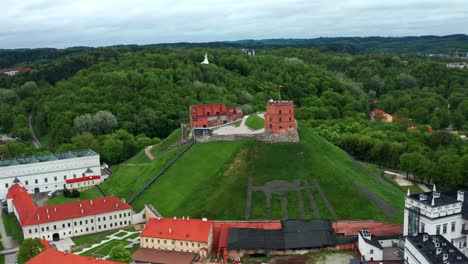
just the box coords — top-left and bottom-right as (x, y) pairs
(0, 149), (101, 199)
(65, 175), (102, 191)
(241, 48), (255, 56)
(226, 220), (337, 259)
(1, 67), (31, 76)
(26, 248), (122, 264)
(139, 217), (213, 260)
(446, 62), (468, 69)
(371, 109), (395, 122)
(132, 248), (197, 264)
(403, 188), (467, 256)
(264, 100), (297, 134)
(190, 104), (243, 128)
(358, 229), (402, 263)
(404, 233), (467, 264)
(6, 183), (133, 241)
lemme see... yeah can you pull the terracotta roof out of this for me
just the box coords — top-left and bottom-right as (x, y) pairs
(26, 249), (122, 264)
(142, 217), (213, 243)
(40, 239), (51, 249)
(7, 183), (132, 226)
(1, 67), (30, 73)
(132, 248), (197, 264)
(66, 175), (101, 184)
(372, 109), (388, 115)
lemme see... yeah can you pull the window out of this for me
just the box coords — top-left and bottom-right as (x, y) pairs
(44, 178), (48, 183)
(64, 176), (66, 180)
(192, 243), (194, 246)
(146, 238), (148, 243)
(279, 110), (282, 114)
(68, 223), (71, 227)
(279, 118), (282, 122)
(451, 221), (456, 232)
(82, 173), (85, 176)
(110, 223), (113, 227)
(98, 225), (101, 230)
(103, 217), (106, 221)
(85, 220), (88, 224)
(86, 228), (88, 232)
(54, 177), (57, 181)
(421, 222), (425, 233)
(5, 183), (8, 188)
(73, 174), (76, 178)
(443, 223), (447, 234)
(436, 225), (441, 234)
(62, 224), (65, 228)
(98, 218), (100, 221)
(92, 227), (94, 231)
(25, 180), (28, 185)
(35, 179), (38, 184)
(91, 219), (93, 223)
(46, 226), (49, 231)
(164, 240), (167, 244)
(29, 229), (32, 234)
(53, 225), (56, 230)
(79, 221), (82, 225)
(74, 222), (77, 226)
(104, 224), (106, 228)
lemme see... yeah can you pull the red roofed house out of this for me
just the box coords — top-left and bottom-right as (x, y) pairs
(139, 217), (213, 260)
(26, 248), (122, 264)
(65, 175), (102, 191)
(190, 104), (243, 128)
(371, 109), (395, 123)
(6, 183), (133, 241)
(1, 67), (31, 76)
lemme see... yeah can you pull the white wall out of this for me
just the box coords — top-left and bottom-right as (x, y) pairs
(22, 208), (132, 241)
(358, 234), (383, 262)
(0, 155), (100, 199)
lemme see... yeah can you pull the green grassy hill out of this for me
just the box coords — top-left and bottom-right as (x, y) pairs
(129, 127), (404, 223)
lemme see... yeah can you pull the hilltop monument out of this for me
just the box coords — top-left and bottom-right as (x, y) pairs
(201, 53), (210, 64)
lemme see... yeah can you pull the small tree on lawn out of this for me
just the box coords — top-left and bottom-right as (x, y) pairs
(108, 244), (132, 263)
(18, 238), (46, 263)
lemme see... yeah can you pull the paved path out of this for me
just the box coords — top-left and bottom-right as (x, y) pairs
(144, 145), (155, 161)
(28, 114), (41, 148)
(355, 181), (397, 216)
(417, 183), (431, 192)
(304, 180), (320, 219)
(313, 180), (338, 220)
(0, 210), (19, 264)
(245, 177), (253, 219)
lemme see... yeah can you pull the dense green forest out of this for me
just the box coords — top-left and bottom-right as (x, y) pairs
(0, 41), (467, 190)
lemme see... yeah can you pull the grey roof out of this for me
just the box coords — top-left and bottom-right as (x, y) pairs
(359, 230), (383, 250)
(406, 234), (467, 264)
(0, 149), (98, 167)
(227, 220), (337, 250)
(13, 177), (20, 183)
(85, 168), (94, 173)
(409, 191), (459, 207)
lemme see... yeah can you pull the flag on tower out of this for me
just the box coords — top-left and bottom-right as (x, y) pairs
(279, 85), (285, 91)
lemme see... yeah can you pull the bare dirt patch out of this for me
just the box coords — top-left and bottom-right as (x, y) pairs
(224, 149), (247, 176)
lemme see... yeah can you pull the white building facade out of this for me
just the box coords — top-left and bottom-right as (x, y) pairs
(7, 184), (133, 241)
(403, 188), (468, 257)
(0, 150), (101, 199)
(358, 229), (383, 262)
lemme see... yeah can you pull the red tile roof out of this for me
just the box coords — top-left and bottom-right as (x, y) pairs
(142, 217), (213, 243)
(1, 67), (30, 73)
(372, 109), (388, 115)
(66, 175), (101, 184)
(26, 249), (122, 264)
(7, 184), (132, 226)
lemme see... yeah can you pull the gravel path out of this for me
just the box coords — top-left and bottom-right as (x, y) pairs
(144, 145), (155, 161)
(245, 177), (253, 219)
(313, 180), (338, 220)
(280, 197), (288, 219)
(304, 180), (320, 219)
(294, 180), (306, 219)
(28, 114), (41, 148)
(355, 181), (397, 216)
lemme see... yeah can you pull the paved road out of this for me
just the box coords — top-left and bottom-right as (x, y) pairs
(28, 114), (41, 148)
(0, 210), (19, 264)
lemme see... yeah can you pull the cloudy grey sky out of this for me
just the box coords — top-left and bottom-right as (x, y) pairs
(1, 0), (467, 49)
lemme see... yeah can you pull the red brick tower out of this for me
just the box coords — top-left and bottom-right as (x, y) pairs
(264, 100), (296, 134)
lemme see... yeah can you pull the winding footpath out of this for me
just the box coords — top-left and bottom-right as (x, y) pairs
(28, 114), (41, 148)
(144, 145), (155, 161)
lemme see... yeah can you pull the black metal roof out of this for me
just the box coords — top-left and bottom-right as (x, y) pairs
(406, 234), (467, 264)
(409, 190), (468, 220)
(227, 220), (337, 250)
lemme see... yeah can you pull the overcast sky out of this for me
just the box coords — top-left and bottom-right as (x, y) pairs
(1, 0), (467, 49)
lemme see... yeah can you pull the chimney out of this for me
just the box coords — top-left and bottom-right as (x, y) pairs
(436, 247), (442, 255)
(37, 214), (40, 220)
(79, 203), (82, 208)
(407, 189), (410, 196)
(174, 216), (177, 220)
(187, 216), (190, 221)
(202, 217), (207, 222)
(431, 197), (435, 206)
(419, 194), (427, 201)
(423, 234), (429, 242)
(46, 209), (49, 214)
(90, 200), (93, 205)
(115, 203), (118, 208)
(103, 199), (106, 203)
(361, 229), (372, 240)
(54, 207), (57, 212)
(433, 184), (436, 192)
(47, 214), (50, 219)
(169, 228), (172, 234)
(182, 216), (185, 220)
(443, 253), (449, 261)
(458, 191), (465, 202)
(81, 209), (84, 214)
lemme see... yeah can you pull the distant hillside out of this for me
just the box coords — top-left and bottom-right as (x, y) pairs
(122, 127), (405, 223)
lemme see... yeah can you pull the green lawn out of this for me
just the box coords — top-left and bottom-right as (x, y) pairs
(73, 230), (138, 257)
(245, 114), (264, 130)
(2, 213), (24, 244)
(0, 231), (4, 264)
(123, 149), (151, 164)
(150, 128), (181, 157)
(72, 230), (117, 251)
(45, 188), (103, 205)
(132, 127), (405, 223)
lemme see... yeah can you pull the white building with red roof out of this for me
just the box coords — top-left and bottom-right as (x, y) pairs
(371, 109), (395, 122)
(65, 175), (102, 191)
(6, 183), (133, 241)
(139, 217), (213, 260)
(1, 67), (31, 76)
(26, 248), (123, 264)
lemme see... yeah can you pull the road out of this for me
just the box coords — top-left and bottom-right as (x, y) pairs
(28, 114), (41, 148)
(0, 210), (19, 264)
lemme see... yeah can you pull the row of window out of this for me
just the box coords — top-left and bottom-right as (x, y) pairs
(28, 219), (129, 234)
(146, 245), (199, 253)
(144, 238), (201, 248)
(4, 174), (86, 188)
(268, 117), (293, 122)
(97, 212), (130, 222)
(423, 221), (456, 234)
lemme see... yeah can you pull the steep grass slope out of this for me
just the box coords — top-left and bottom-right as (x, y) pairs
(132, 128), (404, 223)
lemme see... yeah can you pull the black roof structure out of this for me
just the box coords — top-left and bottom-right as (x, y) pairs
(227, 220), (337, 250)
(359, 230), (383, 250)
(409, 190), (467, 220)
(406, 234), (467, 264)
